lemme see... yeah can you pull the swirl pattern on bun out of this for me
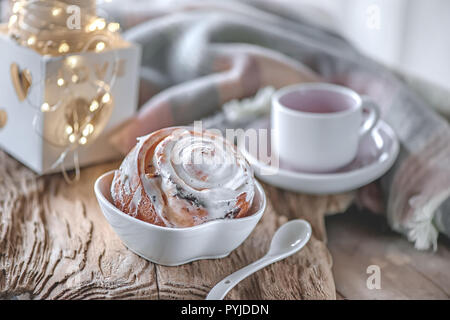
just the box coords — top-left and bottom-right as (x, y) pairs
(111, 127), (255, 228)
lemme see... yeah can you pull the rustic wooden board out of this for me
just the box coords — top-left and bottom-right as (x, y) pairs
(0, 150), (353, 300)
(327, 208), (450, 300)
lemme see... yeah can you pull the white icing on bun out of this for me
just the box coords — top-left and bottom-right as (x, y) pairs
(111, 127), (255, 228)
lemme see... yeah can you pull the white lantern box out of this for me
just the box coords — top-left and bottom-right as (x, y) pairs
(0, 26), (141, 174)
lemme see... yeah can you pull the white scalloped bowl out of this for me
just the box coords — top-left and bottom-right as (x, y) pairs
(94, 171), (266, 266)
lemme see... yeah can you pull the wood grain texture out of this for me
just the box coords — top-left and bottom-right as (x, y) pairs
(327, 208), (450, 300)
(0, 150), (353, 300)
(0, 152), (158, 300)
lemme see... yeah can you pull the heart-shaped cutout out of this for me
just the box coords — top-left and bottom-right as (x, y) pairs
(10, 63), (32, 102)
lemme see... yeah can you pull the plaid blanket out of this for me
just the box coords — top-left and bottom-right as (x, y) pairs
(104, 0), (450, 250)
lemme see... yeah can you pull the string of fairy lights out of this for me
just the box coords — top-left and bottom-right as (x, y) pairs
(7, 0), (123, 182)
(8, 0), (120, 55)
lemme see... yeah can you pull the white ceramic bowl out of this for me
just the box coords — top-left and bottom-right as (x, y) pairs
(94, 171), (266, 266)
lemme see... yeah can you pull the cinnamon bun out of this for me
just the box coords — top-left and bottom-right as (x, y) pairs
(111, 127), (255, 228)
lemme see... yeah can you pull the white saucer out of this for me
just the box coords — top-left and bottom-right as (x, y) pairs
(238, 117), (399, 194)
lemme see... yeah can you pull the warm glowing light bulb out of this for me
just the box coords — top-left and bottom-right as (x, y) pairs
(65, 125), (73, 135)
(87, 18), (106, 32)
(66, 56), (79, 68)
(82, 123), (94, 136)
(9, 15), (18, 27)
(41, 103), (50, 112)
(69, 134), (76, 143)
(89, 100), (99, 112)
(57, 78), (65, 87)
(52, 7), (62, 16)
(79, 136), (87, 145)
(71, 74), (79, 83)
(107, 22), (120, 32)
(27, 36), (36, 46)
(101, 93), (111, 104)
(95, 41), (106, 52)
(97, 19), (106, 30)
(58, 42), (70, 54)
(87, 23), (96, 32)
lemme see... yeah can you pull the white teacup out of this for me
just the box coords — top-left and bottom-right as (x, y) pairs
(271, 83), (380, 172)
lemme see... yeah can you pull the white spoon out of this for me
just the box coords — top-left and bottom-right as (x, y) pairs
(206, 219), (312, 300)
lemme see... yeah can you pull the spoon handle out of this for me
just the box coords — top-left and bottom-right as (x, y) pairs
(206, 219), (311, 300)
(206, 255), (278, 300)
